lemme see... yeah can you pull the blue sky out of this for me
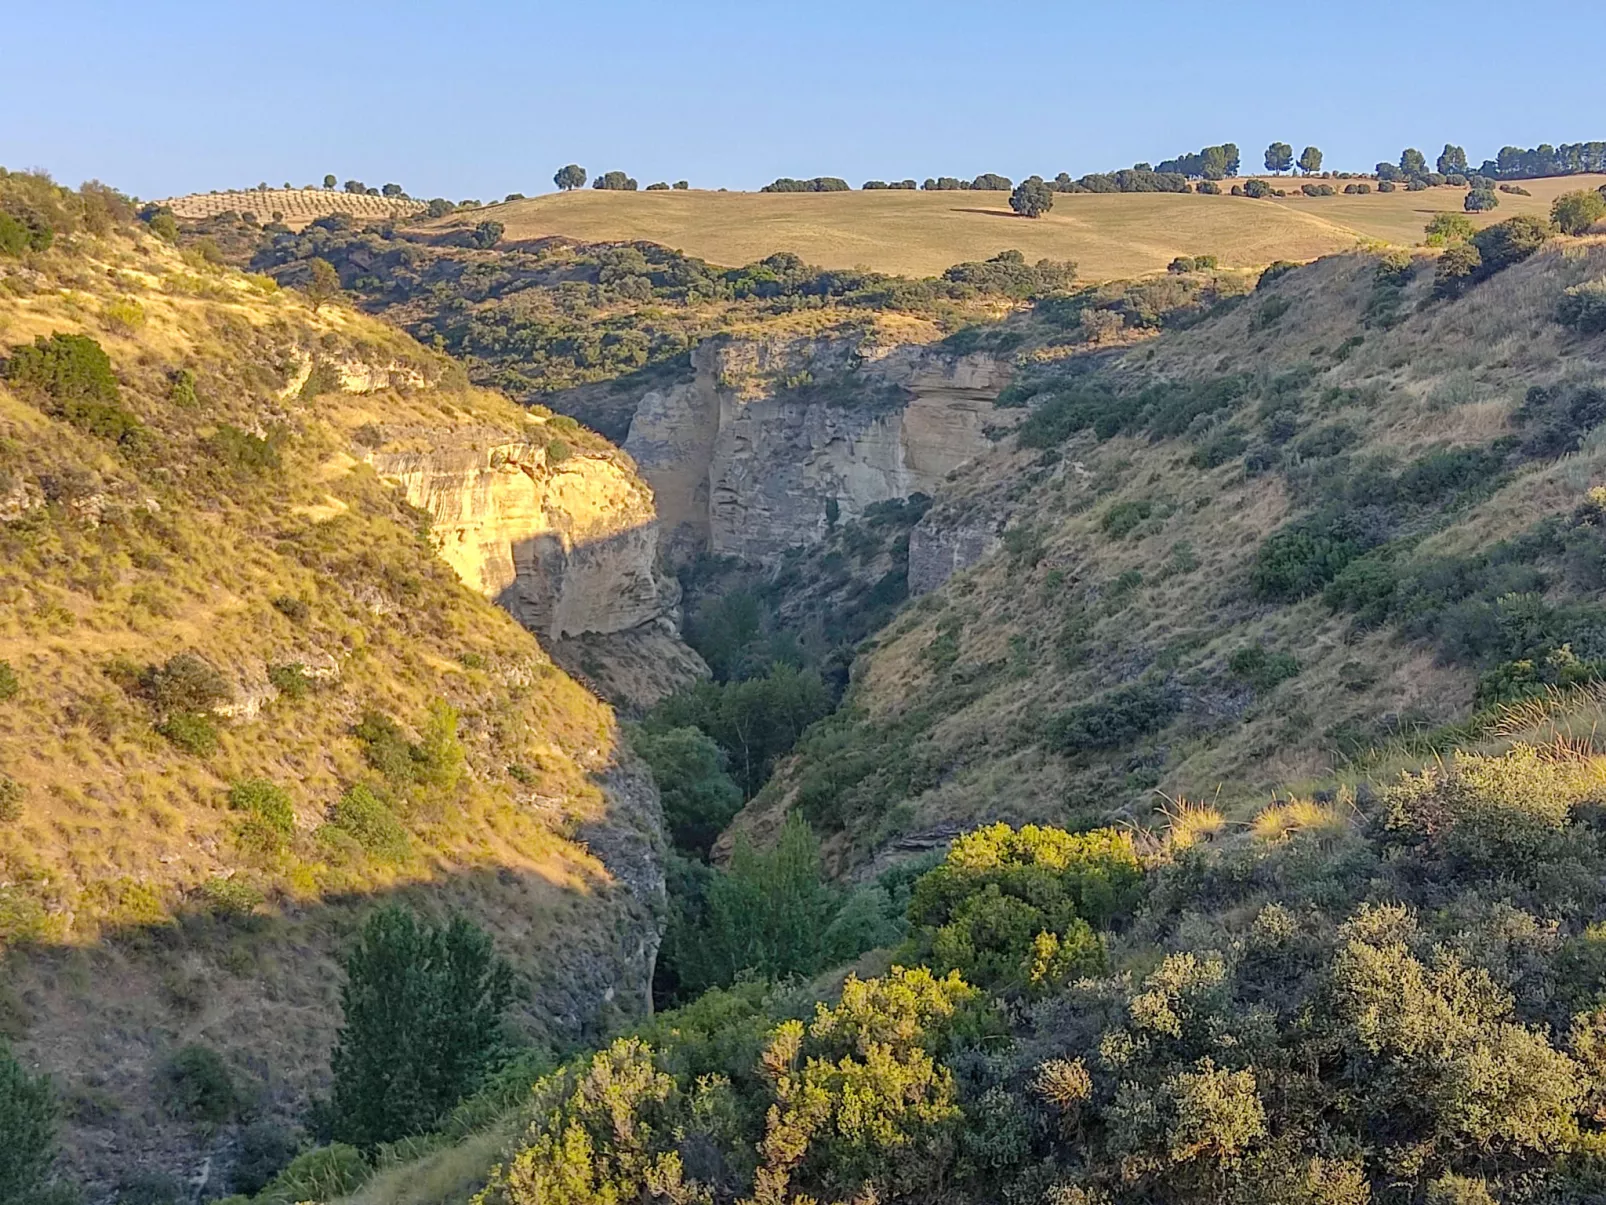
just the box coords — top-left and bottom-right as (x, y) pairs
(5, 0), (1603, 201)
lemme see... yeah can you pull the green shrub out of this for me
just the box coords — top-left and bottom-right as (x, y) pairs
(141, 652), (230, 714)
(208, 424), (281, 474)
(0, 1041), (58, 1203)
(160, 1044), (236, 1125)
(299, 358), (341, 398)
(231, 1120), (301, 1195)
(1559, 279), (1606, 335)
(331, 784), (408, 857)
(167, 367), (198, 407)
(1257, 261), (1299, 290)
(229, 778), (294, 854)
(544, 437), (570, 464)
(1552, 189), (1606, 235)
(1046, 681), (1175, 756)
(904, 824), (1141, 994)
(1424, 212), (1476, 247)
(147, 211), (179, 242)
(1228, 644), (1300, 691)
(267, 662), (309, 700)
(1252, 296), (1291, 330)
(630, 725), (742, 857)
(157, 711), (219, 757)
(1252, 524), (1361, 600)
(0, 776), (22, 824)
(329, 907), (513, 1149)
(4, 332), (143, 443)
(0, 660), (17, 700)
(197, 876), (263, 918)
(1433, 241), (1484, 298)
(270, 595), (310, 623)
(256, 1143), (371, 1205)
(1101, 498), (1155, 538)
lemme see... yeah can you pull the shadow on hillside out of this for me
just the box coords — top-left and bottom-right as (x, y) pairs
(948, 207), (1029, 219)
(1, 762), (661, 1196)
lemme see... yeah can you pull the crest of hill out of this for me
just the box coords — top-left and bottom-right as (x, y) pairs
(0, 181), (661, 1186)
(728, 231), (1606, 873)
(420, 176), (1601, 281)
(162, 187), (426, 229)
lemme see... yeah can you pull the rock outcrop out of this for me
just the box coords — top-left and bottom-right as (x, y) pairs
(908, 514), (1004, 595)
(624, 333), (1015, 564)
(367, 436), (668, 639)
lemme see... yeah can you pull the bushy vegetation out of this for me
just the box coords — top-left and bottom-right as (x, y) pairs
(0, 1042), (59, 1204)
(327, 906), (513, 1150)
(4, 332), (143, 445)
(159, 1044), (236, 1126)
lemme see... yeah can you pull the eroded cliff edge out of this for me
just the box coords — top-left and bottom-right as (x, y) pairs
(622, 331), (1017, 568)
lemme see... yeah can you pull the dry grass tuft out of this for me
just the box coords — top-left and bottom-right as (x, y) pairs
(1249, 797), (1354, 844)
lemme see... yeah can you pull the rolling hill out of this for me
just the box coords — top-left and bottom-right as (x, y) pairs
(421, 175), (1604, 280)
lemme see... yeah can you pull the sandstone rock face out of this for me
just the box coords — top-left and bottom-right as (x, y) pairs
(368, 437), (668, 639)
(623, 333), (1015, 564)
(908, 514), (1004, 595)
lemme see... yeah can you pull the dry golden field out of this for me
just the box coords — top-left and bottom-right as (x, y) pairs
(427, 175), (1606, 281)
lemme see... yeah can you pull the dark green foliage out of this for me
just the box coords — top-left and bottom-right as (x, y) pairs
(5, 332), (142, 444)
(1256, 260), (1298, 289)
(270, 595), (309, 623)
(329, 907), (513, 1150)
(1155, 143), (1239, 179)
(630, 725), (742, 858)
(1167, 255), (1218, 274)
(647, 663), (832, 797)
(970, 172), (1012, 191)
(256, 1143), (370, 1204)
(1263, 143), (1294, 174)
(1515, 383), (1606, 459)
(1553, 190), (1606, 234)
(0, 660), (17, 701)
(160, 1044), (236, 1125)
(139, 652), (229, 716)
(207, 424), (281, 475)
(1047, 680), (1175, 756)
(167, 367), (197, 407)
(1298, 146), (1323, 174)
(759, 176), (848, 192)
(1242, 178), (1271, 198)
(0, 1042), (58, 1203)
(1464, 188), (1499, 212)
(267, 662), (310, 700)
(1018, 375), (1250, 450)
(470, 220), (504, 249)
(1559, 279), (1606, 334)
(156, 711), (220, 757)
(942, 249), (1075, 299)
(553, 164), (587, 190)
(115, 1170), (184, 1205)
(662, 813), (837, 999)
(1227, 644), (1299, 691)
(352, 702), (464, 796)
(1008, 177), (1054, 218)
(1101, 498), (1154, 538)
(229, 778), (294, 854)
(1252, 522), (1362, 600)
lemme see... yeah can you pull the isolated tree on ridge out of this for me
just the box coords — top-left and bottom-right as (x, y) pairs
(1264, 142), (1294, 175)
(304, 258), (340, 314)
(1298, 146), (1324, 175)
(1400, 148), (1428, 177)
(1010, 176), (1055, 218)
(1437, 144), (1469, 175)
(553, 164), (587, 191)
(323, 174), (336, 190)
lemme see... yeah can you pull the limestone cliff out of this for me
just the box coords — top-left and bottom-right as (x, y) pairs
(623, 332), (1016, 564)
(366, 435), (667, 639)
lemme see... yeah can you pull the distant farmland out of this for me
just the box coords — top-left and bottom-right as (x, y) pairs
(162, 187), (426, 229)
(424, 175), (1606, 281)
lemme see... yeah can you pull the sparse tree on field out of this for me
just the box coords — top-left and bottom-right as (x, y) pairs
(1553, 189), (1606, 235)
(1264, 143), (1294, 174)
(553, 164), (587, 191)
(1400, 148), (1428, 177)
(323, 174), (337, 190)
(1298, 146), (1324, 175)
(344, 179), (365, 195)
(1437, 144), (1469, 175)
(381, 183), (403, 197)
(1009, 177), (1055, 218)
(304, 257), (340, 313)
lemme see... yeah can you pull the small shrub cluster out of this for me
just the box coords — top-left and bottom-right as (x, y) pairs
(1166, 254), (1218, 273)
(228, 778), (295, 857)
(160, 1044), (236, 1126)
(1227, 644), (1300, 691)
(1559, 278), (1606, 335)
(1046, 680), (1175, 756)
(4, 332), (143, 445)
(759, 176), (850, 193)
(1434, 215), (1552, 299)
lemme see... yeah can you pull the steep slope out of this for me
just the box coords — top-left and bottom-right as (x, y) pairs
(738, 234), (1606, 872)
(0, 187), (670, 1188)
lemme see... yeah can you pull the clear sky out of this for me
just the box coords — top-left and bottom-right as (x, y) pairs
(5, 0), (1603, 201)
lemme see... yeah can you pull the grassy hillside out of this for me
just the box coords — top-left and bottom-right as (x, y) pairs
(0, 175), (660, 1188)
(422, 176), (1603, 280)
(732, 230), (1606, 871)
